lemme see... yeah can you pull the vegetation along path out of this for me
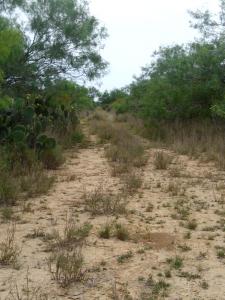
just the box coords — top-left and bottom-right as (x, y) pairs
(1, 113), (225, 299)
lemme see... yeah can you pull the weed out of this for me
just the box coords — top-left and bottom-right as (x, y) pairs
(53, 219), (92, 250)
(123, 172), (142, 195)
(154, 151), (172, 170)
(174, 198), (190, 220)
(72, 130), (84, 144)
(114, 223), (129, 241)
(178, 272), (201, 281)
(142, 277), (170, 299)
(0, 173), (18, 206)
(187, 219), (198, 230)
(48, 248), (85, 287)
(20, 171), (54, 198)
(0, 223), (20, 267)
(25, 228), (45, 239)
(1, 206), (14, 221)
(178, 244), (191, 252)
(98, 223), (112, 239)
(6, 271), (50, 300)
(39, 146), (64, 170)
(146, 203), (154, 212)
(117, 251), (133, 263)
(217, 249), (225, 259)
(84, 187), (127, 216)
(167, 256), (183, 270)
(184, 231), (191, 239)
(166, 181), (183, 196)
(152, 280), (170, 296)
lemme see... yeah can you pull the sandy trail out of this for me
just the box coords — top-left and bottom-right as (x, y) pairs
(1, 120), (225, 299)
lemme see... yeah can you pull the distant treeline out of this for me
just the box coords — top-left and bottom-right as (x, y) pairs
(99, 0), (225, 121)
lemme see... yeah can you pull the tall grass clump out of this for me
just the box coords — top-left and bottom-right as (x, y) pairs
(0, 223), (20, 267)
(47, 218), (90, 287)
(149, 120), (225, 169)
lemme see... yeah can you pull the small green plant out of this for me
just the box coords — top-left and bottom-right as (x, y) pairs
(72, 130), (84, 144)
(217, 249), (225, 259)
(98, 223), (111, 239)
(117, 251), (133, 263)
(6, 270), (50, 300)
(152, 280), (170, 296)
(142, 276), (170, 298)
(55, 219), (92, 250)
(167, 256), (183, 270)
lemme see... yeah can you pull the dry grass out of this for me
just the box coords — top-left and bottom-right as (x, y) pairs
(154, 151), (172, 170)
(6, 271), (50, 300)
(84, 186), (127, 216)
(0, 223), (20, 267)
(148, 120), (225, 169)
(114, 223), (130, 241)
(48, 248), (85, 287)
(46, 218), (90, 287)
(20, 171), (55, 198)
(90, 112), (147, 174)
(98, 223), (112, 239)
(123, 172), (142, 195)
(47, 218), (92, 251)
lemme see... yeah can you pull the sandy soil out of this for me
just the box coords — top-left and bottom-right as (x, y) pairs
(1, 120), (225, 300)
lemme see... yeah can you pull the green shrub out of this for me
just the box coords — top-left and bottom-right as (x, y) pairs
(72, 131), (84, 144)
(98, 223), (111, 239)
(0, 172), (18, 206)
(39, 146), (64, 170)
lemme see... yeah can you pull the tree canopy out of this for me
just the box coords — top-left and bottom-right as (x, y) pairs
(0, 0), (107, 95)
(105, 0), (225, 121)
